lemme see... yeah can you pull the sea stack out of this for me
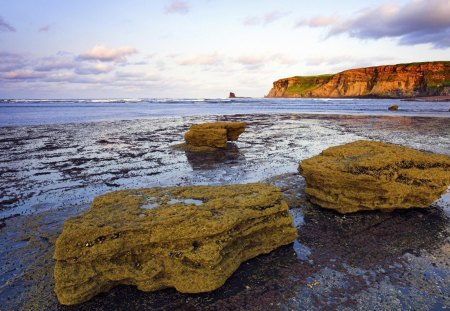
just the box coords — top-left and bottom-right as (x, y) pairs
(299, 140), (450, 214)
(53, 183), (297, 305)
(229, 92), (236, 98)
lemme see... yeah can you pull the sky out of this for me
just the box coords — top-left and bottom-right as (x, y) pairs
(0, 0), (449, 99)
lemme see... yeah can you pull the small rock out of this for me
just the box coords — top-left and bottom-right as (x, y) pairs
(229, 92), (236, 98)
(388, 105), (399, 111)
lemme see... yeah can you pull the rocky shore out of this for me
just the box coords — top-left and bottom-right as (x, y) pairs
(1, 113), (449, 310)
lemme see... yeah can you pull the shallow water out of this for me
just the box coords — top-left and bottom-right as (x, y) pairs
(1, 98), (449, 126)
(0, 112), (449, 310)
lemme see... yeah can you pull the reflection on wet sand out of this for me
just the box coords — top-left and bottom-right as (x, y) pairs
(184, 143), (245, 170)
(0, 114), (449, 310)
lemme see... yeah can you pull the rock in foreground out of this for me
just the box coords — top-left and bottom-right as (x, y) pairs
(184, 122), (246, 149)
(54, 183), (297, 305)
(299, 140), (450, 214)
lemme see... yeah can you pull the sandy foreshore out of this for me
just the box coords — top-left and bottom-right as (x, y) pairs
(0, 113), (449, 310)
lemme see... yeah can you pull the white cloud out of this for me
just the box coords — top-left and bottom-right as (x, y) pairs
(165, 0), (190, 14)
(78, 45), (137, 62)
(243, 10), (289, 26)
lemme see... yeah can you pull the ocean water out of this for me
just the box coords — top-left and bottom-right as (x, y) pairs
(1, 98), (449, 126)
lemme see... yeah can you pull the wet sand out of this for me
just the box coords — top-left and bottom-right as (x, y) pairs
(0, 113), (449, 310)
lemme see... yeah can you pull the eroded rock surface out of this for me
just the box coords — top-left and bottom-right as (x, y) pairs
(53, 183), (297, 305)
(299, 140), (450, 213)
(184, 122), (246, 149)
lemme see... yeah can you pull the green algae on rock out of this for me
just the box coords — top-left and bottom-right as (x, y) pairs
(298, 140), (450, 214)
(184, 122), (246, 149)
(53, 183), (297, 305)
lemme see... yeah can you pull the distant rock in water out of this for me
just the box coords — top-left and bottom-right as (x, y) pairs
(299, 140), (450, 214)
(266, 61), (450, 98)
(229, 92), (236, 98)
(53, 183), (297, 305)
(184, 122), (246, 149)
(388, 105), (399, 111)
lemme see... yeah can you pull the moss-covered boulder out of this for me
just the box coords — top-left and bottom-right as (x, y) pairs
(299, 140), (450, 214)
(53, 183), (297, 305)
(184, 122), (246, 149)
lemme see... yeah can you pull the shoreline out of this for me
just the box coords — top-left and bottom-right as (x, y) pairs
(1, 109), (450, 128)
(1, 113), (449, 310)
(265, 95), (450, 101)
(401, 95), (450, 102)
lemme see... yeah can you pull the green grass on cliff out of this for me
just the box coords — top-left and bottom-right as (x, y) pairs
(285, 74), (334, 95)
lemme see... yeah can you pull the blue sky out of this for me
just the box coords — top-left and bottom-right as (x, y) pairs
(1, 0), (449, 98)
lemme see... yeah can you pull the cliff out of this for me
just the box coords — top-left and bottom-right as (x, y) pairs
(266, 61), (450, 98)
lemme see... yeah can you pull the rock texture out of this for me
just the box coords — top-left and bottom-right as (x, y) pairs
(53, 183), (297, 305)
(267, 62), (450, 98)
(184, 122), (246, 149)
(388, 105), (399, 111)
(298, 140), (450, 214)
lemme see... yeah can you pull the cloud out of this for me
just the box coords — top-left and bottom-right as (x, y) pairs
(234, 53), (297, 69)
(263, 10), (289, 24)
(39, 25), (50, 32)
(244, 10), (289, 26)
(0, 51), (27, 72)
(75, 63), (112, 75)
(34, 58), (76, 72)
(3, 70), (44, 80)
(78, 45), (137, 62)
(180, 53), (222, 66)
(0, 16), (15, 32)
(296, 15), (339, 28)
(296, 0), (450, 48)
(243, 16), (260, 26)
(304, 55), (394, 71)
(165, 0), (190, 14)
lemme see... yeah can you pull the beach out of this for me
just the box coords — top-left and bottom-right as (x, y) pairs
(1, 110), (449, 310)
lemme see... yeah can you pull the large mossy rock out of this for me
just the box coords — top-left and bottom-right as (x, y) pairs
(53, 183), (297, 305)
(299, 140), (450, 214)
(184, 122), (246, 148)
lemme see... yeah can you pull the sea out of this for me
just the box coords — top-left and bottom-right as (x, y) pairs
(1, 98), (449, 126)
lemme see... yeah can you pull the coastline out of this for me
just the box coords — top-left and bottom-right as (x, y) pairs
(265, 95), (450, 101)
(1, 112), (449, 310)
(401, 95), (450, 102)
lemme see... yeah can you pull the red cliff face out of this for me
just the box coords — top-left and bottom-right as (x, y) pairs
(266, 62), (450, 98)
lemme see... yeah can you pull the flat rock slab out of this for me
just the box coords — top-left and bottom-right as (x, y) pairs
(53, 183), (297, 305)
(299, 140), (450, 213)
(184, 122), (246, 148)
